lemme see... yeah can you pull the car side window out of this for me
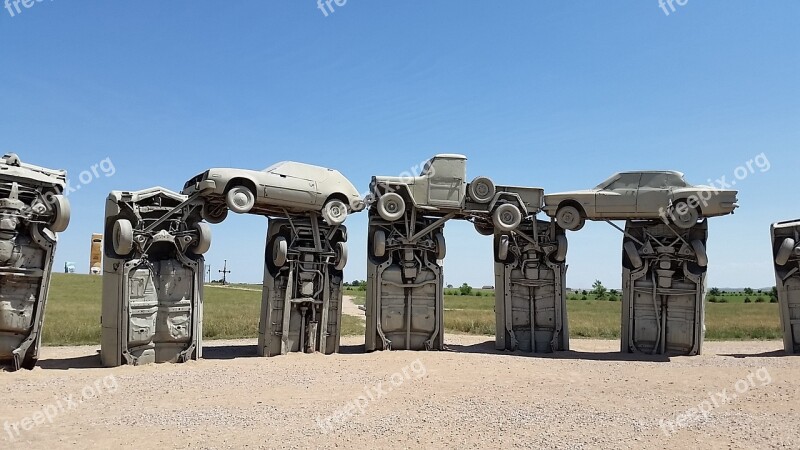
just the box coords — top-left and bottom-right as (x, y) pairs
(640, 173), (668, 189)
(607, 173), (640, 190)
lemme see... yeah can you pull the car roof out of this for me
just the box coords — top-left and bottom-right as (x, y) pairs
(265, 161), (338, 180)
(614, 170), (684, 177)
(432, 153), (467, 160)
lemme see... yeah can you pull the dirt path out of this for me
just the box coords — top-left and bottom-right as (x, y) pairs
(1, 337), (798, 449)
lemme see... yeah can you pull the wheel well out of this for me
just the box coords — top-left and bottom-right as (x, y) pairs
(325, 192), (349, 206)
(673, 198), (702, 215)
(558, 200), (585, 217)
(225, 178), (257, 195)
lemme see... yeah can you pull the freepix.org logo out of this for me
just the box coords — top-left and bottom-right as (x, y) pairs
(4, 0), (52, 19)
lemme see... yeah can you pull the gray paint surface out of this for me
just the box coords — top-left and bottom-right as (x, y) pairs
(258, 216), (346, 356)
(494, 219), (569, 353)
(101, 187), (207, 367)
(621, 220), (708, 356)
(0, 154), (69, 371)
(771, 220), (800, 354)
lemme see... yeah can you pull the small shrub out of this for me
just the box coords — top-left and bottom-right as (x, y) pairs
(755, 296), (766, 303)
(770, 297), (778, 303)
(744, 297), (752, 303)
(581, 295), (588, 301)
(708, 296), (718, 303)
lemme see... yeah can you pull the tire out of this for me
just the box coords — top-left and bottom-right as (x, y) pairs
(553, 234), (568, 262)
(474, 221), (494, 236)
(322, 199), (348, 226)
(226, 185), (256, 214)
(376, 192), (406, 222)
(689, 240), (707, 267)
(775, 237), (796, 266)
(497, 235), (510, 261)
(672, 200), (698, 229)
(492, 203), (522, 232)
(555, 205), (583, 231)
(191, 222), (212, 255)
(48, 195), (70, 232)
(373, 230), (386, 258)
(201, 202), (228, 224)
(334, 242), (348, 271)
(435, 233), (446, 260)
(624, 241), (643, 269)
(113, 219), (134, 255)
(468, 176), (495, 203)
(272, 236), (288, 267)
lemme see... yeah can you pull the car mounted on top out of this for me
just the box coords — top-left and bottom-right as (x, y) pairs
(0, 153), (70, 371)
(368, 154), (543, 234)
(543, 171), (738, 231)
(182, 161), (365, 225)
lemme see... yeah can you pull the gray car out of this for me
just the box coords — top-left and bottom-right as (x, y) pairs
(182, 161), (365, 225)
(543, 171), (738, 231)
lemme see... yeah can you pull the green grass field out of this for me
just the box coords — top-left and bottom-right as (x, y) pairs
(42, 274), (364, 346)
(39, 275), (781, 346)
(345, 288), (783, 341)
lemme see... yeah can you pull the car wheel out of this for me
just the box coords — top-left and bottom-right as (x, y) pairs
(226, 185), (256, 214)
(554, 234), (568, 263)
(435, 233), (446, 260)
(113, 219), (134, 255)
(672, 201), (698, 229)
(775, 237), (796, 266)
(191, 222), (212, 255)
(474, 221), (494, 236)
(492, 204), (522, 232)
(691, 239), (708, 267)
(468, 176), (496, 203)
(373, 230), (386, 258)
(624, 241), (643, 269)
(322, 199), (348, 226)
(201, 202), (228, 224)
(555, 205), (583, 231)
(47, 195), (70, 232)
(272, 236), (288, 267)
(377, 193), (406, 222)
(497, 235), (510, 261)
(334, 242), (348, 271)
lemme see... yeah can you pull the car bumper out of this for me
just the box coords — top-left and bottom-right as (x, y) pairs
(350, 198), (366, 212)
(182, 179), (217, 196)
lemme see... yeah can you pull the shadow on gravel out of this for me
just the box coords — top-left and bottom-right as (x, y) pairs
(338, 344), (366, 355)
(445, 340), (671, 362)
(720, 350), (792, 359)
(203, 345), (259, 360)
(37, 354), (104, 370)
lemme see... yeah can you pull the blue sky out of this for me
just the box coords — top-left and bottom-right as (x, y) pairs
(1, 1), (797, 289)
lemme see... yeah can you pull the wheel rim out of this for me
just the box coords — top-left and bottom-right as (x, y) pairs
(231, 191), (252, 209)
(475, 183), (490, 198)
(558, 209), (578, 229)
(499, 210), (515, 225)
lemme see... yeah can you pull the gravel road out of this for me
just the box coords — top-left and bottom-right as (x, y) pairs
(1, 337), (798, 449)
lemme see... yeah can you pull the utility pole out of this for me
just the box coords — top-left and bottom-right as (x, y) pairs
(206, 265), (211, 284)
(219, 260), (231, 285)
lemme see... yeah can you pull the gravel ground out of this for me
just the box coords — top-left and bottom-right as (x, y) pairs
(1, 337), (798, 449)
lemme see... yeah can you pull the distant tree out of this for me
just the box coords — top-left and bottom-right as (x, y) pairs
(581, 295), (588, 301)
(459, 283), (473, 296)
(447, 284), (454, 289)
(581, 290), (588, 296)
(592, 280), (607, 300)
(744, 297), (752, 303)
(744, 287), (754, 295)
(770, 286), (778, 302)
(709, 287), (721, 296)
(609, 289), (618, 297)
(607, 293), (619, 302)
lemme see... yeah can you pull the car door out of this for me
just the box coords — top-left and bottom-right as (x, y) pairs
(636, 173), (672, 217)
(595, 173), (640, 216)
(426, 158), (465, 208)
(262, 170), (318, 207)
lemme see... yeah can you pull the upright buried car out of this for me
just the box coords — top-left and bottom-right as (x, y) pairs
(182, 161), (365, 224)
(101, 187), (210, 367)
(771, 220), (800, 354)
(543, 171), (738, 231)
(0, 153), (70, 371)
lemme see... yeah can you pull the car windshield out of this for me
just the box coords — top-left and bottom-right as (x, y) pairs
(594, 174), (620, 190)
(263, 162), (286, 172)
